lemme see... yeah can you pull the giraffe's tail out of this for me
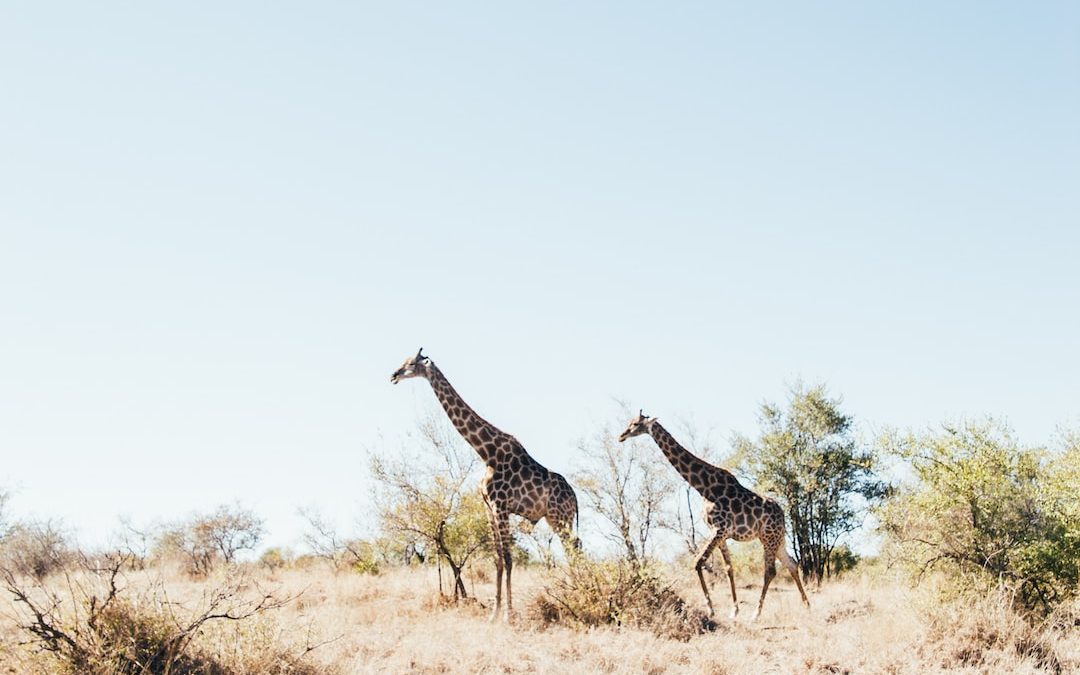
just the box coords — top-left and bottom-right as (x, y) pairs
(573, 504), (582, 551)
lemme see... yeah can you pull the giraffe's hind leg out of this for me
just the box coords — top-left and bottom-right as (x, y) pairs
(754, 539), (779, 621)
(548, 477), (581, 555)
(718, 541), (739, 618)
(547, 513), (580, 558)
(778, 547), (810, 608)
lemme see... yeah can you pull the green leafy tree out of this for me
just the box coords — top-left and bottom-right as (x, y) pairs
(370, 414), (493, 600)
(1042, 430), (1080, 571)
(732, 382), (884, 582)
(879, 419), (1080, 613)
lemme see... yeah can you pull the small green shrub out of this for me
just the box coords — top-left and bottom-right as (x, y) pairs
(828, 545), (861, 577)
(347, 540), (381, 575)
(259, 547), (294, 572)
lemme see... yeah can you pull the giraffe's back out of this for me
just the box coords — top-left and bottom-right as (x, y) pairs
(702, 485), (786, 542)
(482, 444), (577, 528)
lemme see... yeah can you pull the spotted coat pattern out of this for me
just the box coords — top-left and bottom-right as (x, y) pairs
(621, 414), (810, 619)
(392, 351), (578, 621)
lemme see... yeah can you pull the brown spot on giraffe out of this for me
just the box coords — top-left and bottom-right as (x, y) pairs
(618, 410), (810, 621)
(391, 348), (580, 622)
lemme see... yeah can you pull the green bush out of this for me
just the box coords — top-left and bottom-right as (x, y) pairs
(880, 419), (1080, 614)
(828, 545), (861, 577)
(259, 547), (294, 572)
(344, 540), (381, 575)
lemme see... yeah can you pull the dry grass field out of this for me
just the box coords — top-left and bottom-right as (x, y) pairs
(2, 560), (1076, 675)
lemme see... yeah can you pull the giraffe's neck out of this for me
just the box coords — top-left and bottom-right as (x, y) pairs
(423, 364), (505, 464)
(648, 422), (728, 492)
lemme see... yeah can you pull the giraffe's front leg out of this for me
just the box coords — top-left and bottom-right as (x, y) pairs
(694, 534), (722, 617)
(485, 501), (505, 623)
(494, 510), (514, 623)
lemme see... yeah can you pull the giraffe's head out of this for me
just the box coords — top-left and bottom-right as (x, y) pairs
(390, 347), (432, 384)
(617, 410), (655, 442)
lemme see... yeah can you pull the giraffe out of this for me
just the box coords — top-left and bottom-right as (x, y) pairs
(618, 410), (809, 620)
(391, 348), (579, 621)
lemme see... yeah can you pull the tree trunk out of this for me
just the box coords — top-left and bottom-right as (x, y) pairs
(448, 560), (467, 600)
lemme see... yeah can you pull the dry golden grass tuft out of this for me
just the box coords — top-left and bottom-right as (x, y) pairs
(1, 561), (1076, 674)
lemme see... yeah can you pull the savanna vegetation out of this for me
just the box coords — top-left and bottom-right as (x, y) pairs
(1, 384), (1077, 674)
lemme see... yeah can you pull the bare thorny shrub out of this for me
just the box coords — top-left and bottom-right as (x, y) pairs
(0, 518), (74, 581)
(536, 406), (721, 640)
(296, 507), (382, 574)
(529, 554), (716, 641)
(918, 583), (1069, 674)
(573, 406), (674, 564)
(155, 505), (265, 578)
(573, 404), (725, 571)
(1, 552), (333, 675)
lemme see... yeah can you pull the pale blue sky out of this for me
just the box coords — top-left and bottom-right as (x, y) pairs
(1, 2), (1077, 549)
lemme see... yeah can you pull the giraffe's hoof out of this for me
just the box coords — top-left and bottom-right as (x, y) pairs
(729, 608), (739, 620)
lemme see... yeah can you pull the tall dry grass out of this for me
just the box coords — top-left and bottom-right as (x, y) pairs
(1, 559), (1076, 674)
